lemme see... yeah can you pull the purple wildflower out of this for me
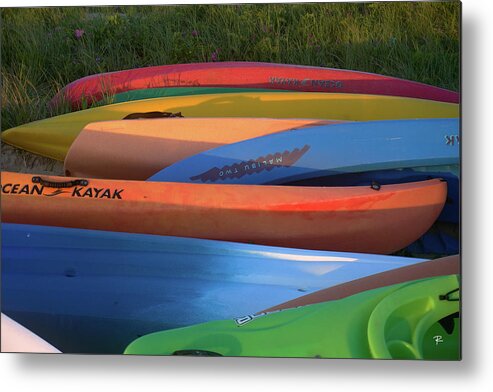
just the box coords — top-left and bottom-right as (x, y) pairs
(307, 33), (316, 47)
(74, 29), (85, 39)
(211, 51), (218, 62)
(191, 30), (199, 37)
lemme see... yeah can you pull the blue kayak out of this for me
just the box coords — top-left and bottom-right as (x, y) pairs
(148, 118), (459, 185)
(2, 224), (427, 354)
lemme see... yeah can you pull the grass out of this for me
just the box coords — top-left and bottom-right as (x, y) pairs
(0, 2), (460, 131)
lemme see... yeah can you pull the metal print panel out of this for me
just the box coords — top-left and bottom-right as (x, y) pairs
(0, 1), (460, 360)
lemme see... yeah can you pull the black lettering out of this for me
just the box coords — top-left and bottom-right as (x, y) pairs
(82, 188), (93, 198)
(72, 187), (83, 197)
(190, 145), (310, 182)
(93, 188), (104, 198)
(31, 184), (43, 195)
(2, 183), (13, 193)
(12, 184), (20, 194)
(18, 185), (30, 195)
(101, 189), (111, 198)
(112, 189), (123, 199)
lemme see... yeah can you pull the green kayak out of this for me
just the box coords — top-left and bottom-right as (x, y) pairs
(124, 275), (460, 360)
(104, 87), (286, 105)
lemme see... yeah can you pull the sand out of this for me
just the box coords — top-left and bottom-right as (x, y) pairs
(1, 143), (64, 176)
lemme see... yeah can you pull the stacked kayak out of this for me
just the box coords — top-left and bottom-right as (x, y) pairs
(123, 275), (460, 359)
(286, 167), (459, 224)
(50, 61), (460, 109)
(2, 91), (458, 161)
(2, 223), (433, 353)
(64, 118), (457, 182)
(104, 87), (287, 104)
(1, 60), (460, 358)
(64, 118), (340, 179)
(1, 172), (446, 254)
(261, 254), (459, 312)
(148, 118), (459, 185)
(60, 116), (459, 257)
(58, 117), (462, 256)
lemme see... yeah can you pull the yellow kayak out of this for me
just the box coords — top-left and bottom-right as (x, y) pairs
(2, 92), (458, 161)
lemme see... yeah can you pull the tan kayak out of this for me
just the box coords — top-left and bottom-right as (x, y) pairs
(261, 254), (459, 312)
(64, 118), (338, 179)
(1, 313), (61, 353)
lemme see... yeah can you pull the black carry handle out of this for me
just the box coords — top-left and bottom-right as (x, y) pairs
(32, 176), (89, 188)
(123, 111), (184, 120)
(439, 288), (460, 302)
(172, 350), (222, 357)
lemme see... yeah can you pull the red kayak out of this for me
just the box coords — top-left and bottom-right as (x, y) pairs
(52, 62), (460, 109)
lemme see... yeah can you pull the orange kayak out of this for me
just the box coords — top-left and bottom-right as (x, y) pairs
(261, 254), (459, 312)
(64, 118), (339, 179)
(1, 172), (446, 254)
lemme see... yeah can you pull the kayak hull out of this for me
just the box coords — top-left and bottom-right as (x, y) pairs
(3, 92), (458, 161)
(51, 62), (460, 109)
(1, 223), (427, 353)
(1, 172), (447, 254)
(64, 118), (339, 179)
(149, 119), (459, 186)
(261, 255), (459, 312)
(123, 275), (460, 359)
(288, 166), (459, 224)
(111, 87), (285, 104)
